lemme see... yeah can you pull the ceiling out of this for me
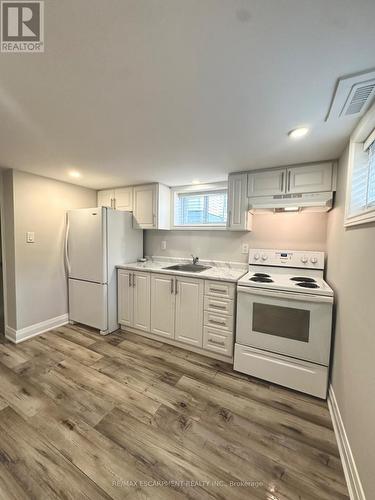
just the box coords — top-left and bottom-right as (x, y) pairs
(0, 0), (375, 189)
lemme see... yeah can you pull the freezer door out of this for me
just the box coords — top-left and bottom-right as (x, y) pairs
(67, 207), (107, 283)
(69, 279), (107, 331)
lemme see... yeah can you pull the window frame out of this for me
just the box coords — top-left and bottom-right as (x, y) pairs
(345, 104), (375, 227)
(171, 182), (228, 230)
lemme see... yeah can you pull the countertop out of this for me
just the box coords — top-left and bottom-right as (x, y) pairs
(117, 256), (247, 283)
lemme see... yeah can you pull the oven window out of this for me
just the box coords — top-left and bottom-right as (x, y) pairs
(252, 303), (310, 342)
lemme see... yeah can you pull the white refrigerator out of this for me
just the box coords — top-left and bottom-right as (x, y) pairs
(65, 207), (143, 334)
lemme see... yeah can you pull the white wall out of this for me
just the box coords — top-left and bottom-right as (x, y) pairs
(145, 212), (328, 262)
(326, 146), (375, 498)
(2, 170), (96, 331)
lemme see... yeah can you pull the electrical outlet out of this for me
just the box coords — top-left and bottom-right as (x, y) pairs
(26, 232), (35, 243)
(241, 243), (249, 254)
(161, 240), (167, 250)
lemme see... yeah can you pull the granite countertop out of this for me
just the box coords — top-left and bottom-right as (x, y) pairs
(117, 256), (247, 283)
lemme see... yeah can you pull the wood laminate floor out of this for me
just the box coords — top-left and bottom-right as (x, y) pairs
(0, 325), (348, 499)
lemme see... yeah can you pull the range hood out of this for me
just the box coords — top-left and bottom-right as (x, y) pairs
(249, 191), (333, 213)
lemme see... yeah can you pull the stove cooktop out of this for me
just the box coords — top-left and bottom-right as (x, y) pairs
(238, 271), (334, 297)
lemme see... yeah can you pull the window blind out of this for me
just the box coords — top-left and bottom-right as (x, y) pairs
(348, 133), (375, 216)
(367, 140), (375, 205)
(174, 189), (227, 226)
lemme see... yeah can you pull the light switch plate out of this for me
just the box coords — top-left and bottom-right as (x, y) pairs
(26, 232), (35, 243)
(241, 243), (249, 254)
(161, 240), (167, 250)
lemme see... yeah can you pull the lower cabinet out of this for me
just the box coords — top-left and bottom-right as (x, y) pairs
(150, 273), (175, 339)
(133, 272), (151, 331)
(175, 277), (204, 347)
(118, 269), (133, 327)
(118, 270), (150, 332)
(150, 274), (204, 347)
(118, 269), (233, 359)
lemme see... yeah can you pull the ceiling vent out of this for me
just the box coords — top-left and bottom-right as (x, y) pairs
(326, 69), (375, 121)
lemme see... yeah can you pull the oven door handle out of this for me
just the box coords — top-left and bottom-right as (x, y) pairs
(237, 285), (333, 304)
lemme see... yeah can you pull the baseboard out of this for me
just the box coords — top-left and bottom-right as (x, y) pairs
(5, 314), (69, 344)
(327, 385), (366, 500)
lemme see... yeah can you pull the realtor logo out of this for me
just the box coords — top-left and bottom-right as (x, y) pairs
(1, 1), (44, 52)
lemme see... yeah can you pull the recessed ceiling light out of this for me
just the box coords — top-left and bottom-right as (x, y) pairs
(69, 170), (81, 178)
(288, 127), (309, 139)
(192, 179), (200, 185)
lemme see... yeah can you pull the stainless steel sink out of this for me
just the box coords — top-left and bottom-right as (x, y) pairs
(162, 264), (211, 273)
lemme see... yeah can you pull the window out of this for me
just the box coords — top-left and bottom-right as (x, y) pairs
(173, 184), (228, 228)
(346, 126), (375, 226)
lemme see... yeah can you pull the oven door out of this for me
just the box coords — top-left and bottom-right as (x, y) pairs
(236, 286), (333, 365)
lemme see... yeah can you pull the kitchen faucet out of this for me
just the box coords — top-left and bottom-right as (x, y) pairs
(191, 254), (199, 265)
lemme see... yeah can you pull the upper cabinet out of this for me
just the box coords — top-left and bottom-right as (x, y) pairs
(97, 187), (132, 211)
(287, 162), (334, 194)
(248, 168), (286, 197)
(133, 183), (170, 230)
(115, 187), (133, 211)
(247, 162), (335, 197)
(97, 183), (170, 229)
(227, 173), (252, 231)
(97, 189), (115, 208)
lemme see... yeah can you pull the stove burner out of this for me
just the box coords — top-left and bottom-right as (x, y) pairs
(250, 277), (274, 283)
(253, 273), (271, 278)
(296, 282), (319, 289)
(290, 277), (316, 283)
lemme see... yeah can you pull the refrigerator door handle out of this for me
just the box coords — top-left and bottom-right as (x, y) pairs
(64, 213), (71, 276)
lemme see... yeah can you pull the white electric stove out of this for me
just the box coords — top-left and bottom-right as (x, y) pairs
(234, 249), (334, 399)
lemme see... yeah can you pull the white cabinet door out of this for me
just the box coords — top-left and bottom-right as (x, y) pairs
(287, 163), (333, 194)
(133, 272), (151, 332)
(118, 270), (133, 327)
(115, 187), (133, 211)
(150, 273), (175, 339)
(97, 189), (115, 208)
(133, 184), (157, 229)
(227, 173), (251, 231)
(175, 277), (204, 347)
(248, 169), (286, 197)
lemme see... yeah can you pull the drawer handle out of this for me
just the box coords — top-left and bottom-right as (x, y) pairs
(210, 288), (226, 293)
(208, 338), (225, 346)
(210, 304), (226, 310)
(209, 319), (226, 326)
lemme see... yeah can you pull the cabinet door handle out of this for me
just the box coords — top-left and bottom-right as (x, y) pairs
(287, 170), (291, 192)
(175, 279), (178, 295)
(128, 273), (131, 287)
(171, 278), (174, 294)
(210, 303), (226, 310)
(210, 287), (226, 294)
(132, 274), (136, 287)
(281, 172), (284, 192)
(208, 338), (225, 346)
(210, 318), (226, 326)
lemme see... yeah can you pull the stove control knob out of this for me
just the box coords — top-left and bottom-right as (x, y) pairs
(310, 257), (318, 265)
(254, 253), (260, 261)
(301, 255), (308, 264)
(261, 254), (268, 261)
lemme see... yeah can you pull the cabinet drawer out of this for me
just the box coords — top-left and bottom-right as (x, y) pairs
(204, 296), (233, 316)
(204, 311), (233, 332)
(204, 280), (235, 299)
(203, 327), (233, 357)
